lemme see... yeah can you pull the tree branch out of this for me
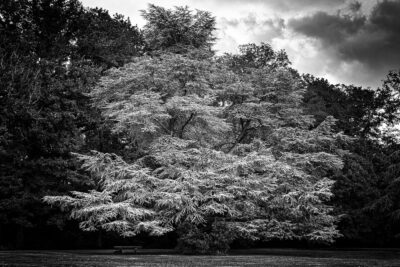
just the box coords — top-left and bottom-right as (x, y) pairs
(152, 118), (171, 135)
(179, 112), (195, 138)
(227, 119), (252, 153)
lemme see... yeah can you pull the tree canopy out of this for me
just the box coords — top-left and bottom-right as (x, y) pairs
(45, 41), (348, 252)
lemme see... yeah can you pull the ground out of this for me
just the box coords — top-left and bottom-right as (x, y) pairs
(0, 249), (399, 266)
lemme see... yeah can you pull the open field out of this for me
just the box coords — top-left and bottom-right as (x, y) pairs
(0, 249), (399, 266)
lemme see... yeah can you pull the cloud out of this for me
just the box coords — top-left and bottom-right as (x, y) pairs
(219, 14), (285, 40)
(263, 0), (347, 11)
(289, 12), (366, 44)
(194, 0), (347, 12)
(288, 0), (400, 86)
(215, 14), (286, 54)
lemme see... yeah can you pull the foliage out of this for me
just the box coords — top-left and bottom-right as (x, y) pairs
(303, 73), (400, 139)
(369, 147), (400, 241)
(302, 72), (400, 246)
(377, 70), (400, 141)
(76, 7), (144, 69)
(219, 43), (291, 73)
(0, 0), (144, 64)
(0, 52), (97, 236)
(361, 71), (400, 245)
(141, 4), (216, 53)
(176, 221), (236, 254)
(0, 0), (143, 248)
(0, 0), (84, 59)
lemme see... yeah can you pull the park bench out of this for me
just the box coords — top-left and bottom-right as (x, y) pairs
(113, 245), (143, 254)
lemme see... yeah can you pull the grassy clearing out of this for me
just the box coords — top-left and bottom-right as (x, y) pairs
(0, 249), (399, 266)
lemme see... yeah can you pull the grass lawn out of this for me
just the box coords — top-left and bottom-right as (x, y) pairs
(0, 249), (399, 266)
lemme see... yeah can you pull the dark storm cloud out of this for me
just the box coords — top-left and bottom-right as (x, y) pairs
(197, 0), (346, 11)
(288, 0), (400, 69)
(289, 12), (366, 44)
(265, 0), (346, 11)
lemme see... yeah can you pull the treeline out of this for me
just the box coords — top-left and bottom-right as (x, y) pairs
(0, 1), (399, 250)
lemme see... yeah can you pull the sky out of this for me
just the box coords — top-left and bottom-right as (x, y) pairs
(80, 0), (400, 88)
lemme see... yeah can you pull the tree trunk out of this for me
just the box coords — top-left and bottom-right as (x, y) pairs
(16, 226), (24, 249)
(0, 224), (3, 248)
(97, 231), (103, 248)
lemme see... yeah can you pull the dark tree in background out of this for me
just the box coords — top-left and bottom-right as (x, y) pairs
(0, 0), (143, 248)
(303, 72), (400, 246)
(76, 7), (144, 69)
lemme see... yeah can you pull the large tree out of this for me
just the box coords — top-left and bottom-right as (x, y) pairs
(45, 42), (347, 253)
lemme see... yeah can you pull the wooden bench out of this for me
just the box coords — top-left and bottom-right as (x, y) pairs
(113, 245), (143, 254)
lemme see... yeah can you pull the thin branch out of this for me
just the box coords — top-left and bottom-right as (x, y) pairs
(153, 118), (171, 135)
(179, 113), (195, 138)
